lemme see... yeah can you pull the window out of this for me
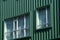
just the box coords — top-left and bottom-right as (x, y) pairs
(36, 7), (51, 29)
(4, 15), (30, 40)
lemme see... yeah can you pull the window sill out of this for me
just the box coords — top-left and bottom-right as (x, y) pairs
(36, 27), (52, 32)
(13, 36), (31, 40)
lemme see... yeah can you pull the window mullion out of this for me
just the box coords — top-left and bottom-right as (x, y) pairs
(13, 20), (15, 39)
(4, 21), (7, 40)
(36, 11), (40, 29)
(16, 19), (18, 38)
(4, 21), (7, 33)
(24, 16), (26, 37)
(46, 8), (48, 27)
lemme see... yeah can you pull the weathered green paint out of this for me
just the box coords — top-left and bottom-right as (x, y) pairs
(0, 0), (59, 40)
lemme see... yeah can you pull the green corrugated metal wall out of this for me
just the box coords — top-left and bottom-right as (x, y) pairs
(59, 0), (60, 36)
(0, 0), (1, 39)
(0, 0), (59, 40)
(59, 0), (60, 34)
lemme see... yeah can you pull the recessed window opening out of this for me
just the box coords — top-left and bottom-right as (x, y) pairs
(36, 7), (51, 29)
(4, 15), (30, 40)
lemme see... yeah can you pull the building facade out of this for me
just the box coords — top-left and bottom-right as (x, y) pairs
(0, 0), (60, 40)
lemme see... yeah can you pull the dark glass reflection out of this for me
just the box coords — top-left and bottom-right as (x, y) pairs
(18, 16), (24, 38)
(48, 8), (51, 26)
(6, 19), (13, 39)
(26, 15), (30, 36)
(39, 9), (46, 27)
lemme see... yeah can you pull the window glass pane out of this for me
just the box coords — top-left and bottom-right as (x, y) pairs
(18, 29), (24, 38)
(18, 16), (24, 38)
(5, 19), (13, 39)
(26, 29), (30, 36)
(26, 15), (30, 36)
(18, 16), (24, 29)
(6, 32), (13, 40)
(39, 9), (46, 27)
(6, 19), (13, 32)
(26, 15), (30, 28)
(48, 8), (51, 26)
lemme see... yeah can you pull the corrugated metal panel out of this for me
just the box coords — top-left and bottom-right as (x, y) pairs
(58, 0), (60, 34)
(54, 0), (57, 38)
(0, 0), (59, 40)
(1, 0), (52, 19)
(0, 0), (2, 40)
(57, 0), (59, 37)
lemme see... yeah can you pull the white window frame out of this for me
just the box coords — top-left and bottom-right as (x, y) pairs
(24, 15), (26, 37)
(13, 19), (18, 38)
(46, 8), (48, 27)
(4, 21), (7, 40)
(36, 8), (49, 29)
(4, 15), (30, 40)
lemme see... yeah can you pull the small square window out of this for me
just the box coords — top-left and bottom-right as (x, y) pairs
(36, 7), (51, 29)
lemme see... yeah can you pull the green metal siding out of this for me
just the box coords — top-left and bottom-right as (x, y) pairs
(0, 0), (1, 39)
(58, 0), (60, 35)
(0, 0), (59, 40)
(1, 0), (52, 19)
